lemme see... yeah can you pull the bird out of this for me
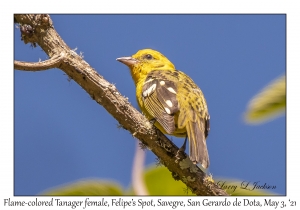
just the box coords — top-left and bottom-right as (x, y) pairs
(116, 49), (210, 168)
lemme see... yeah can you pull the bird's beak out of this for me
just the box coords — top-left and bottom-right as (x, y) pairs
(116, 56), (139, 67)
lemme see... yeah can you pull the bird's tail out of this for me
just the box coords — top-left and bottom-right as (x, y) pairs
(186, 120), (209, 168)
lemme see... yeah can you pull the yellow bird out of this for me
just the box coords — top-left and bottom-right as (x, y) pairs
(117, 49), (210, 168)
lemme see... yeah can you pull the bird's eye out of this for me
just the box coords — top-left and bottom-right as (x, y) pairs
(144, 54), (153, 60)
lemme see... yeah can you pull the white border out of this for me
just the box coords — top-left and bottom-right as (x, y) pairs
(2, 0), (299, 209)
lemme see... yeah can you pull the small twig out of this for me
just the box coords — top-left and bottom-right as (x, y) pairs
(14, 52), (65, 71)
(132, 141), (148, 195)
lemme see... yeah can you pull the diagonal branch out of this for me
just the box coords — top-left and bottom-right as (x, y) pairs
(14, 14), (228, 196)
(14, 52), (65, 71)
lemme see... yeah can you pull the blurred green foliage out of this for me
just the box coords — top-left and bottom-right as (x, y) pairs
(245, 75), (286, 124)
(41, 167), (275, 196)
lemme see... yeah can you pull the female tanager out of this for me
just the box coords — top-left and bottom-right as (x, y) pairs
(117, 49), (210, 168)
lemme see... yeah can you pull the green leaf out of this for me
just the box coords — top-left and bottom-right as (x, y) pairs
(143, 165), (195, 195)
(245, 75), (286, 124)
(40, 179), (124, 196)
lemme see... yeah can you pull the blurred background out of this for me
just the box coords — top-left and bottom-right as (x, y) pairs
(14, 14), (286, 195)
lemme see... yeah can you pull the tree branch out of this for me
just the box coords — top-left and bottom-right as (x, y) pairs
(14, 14), (228, 196)
(14, 52), (65, 71)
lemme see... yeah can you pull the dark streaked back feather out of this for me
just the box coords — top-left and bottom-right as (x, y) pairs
(142, 69), (210, 168)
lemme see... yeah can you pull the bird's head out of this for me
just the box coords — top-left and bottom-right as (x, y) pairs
(117, 49), (175, 84)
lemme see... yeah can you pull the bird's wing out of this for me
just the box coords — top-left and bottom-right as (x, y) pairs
(142, 70), (180, 134)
